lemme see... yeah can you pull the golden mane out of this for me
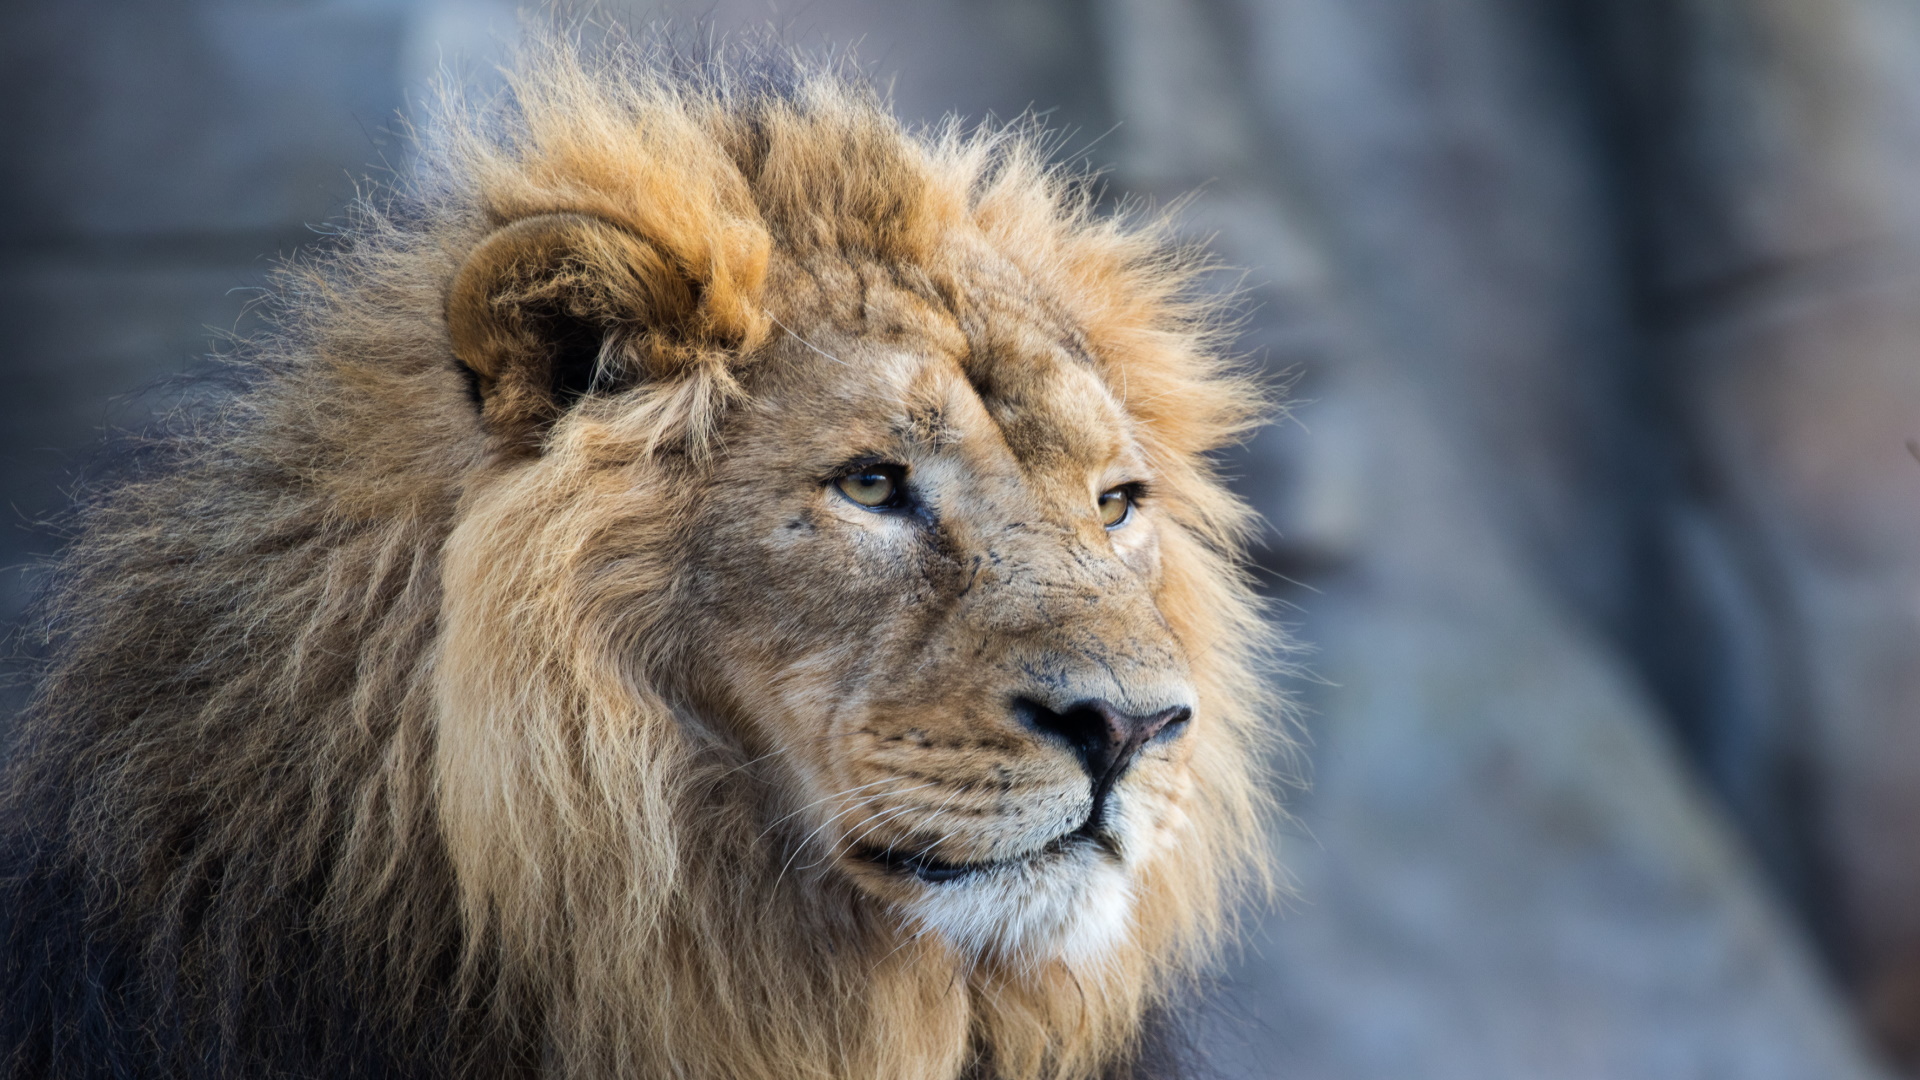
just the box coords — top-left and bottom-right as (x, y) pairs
(0, 30), (1282, 1080)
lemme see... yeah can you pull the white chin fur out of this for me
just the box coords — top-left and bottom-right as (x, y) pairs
(906, 849), (1135, 965)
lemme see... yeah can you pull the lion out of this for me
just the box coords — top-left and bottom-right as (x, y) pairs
(0, 32), (1281, 1080)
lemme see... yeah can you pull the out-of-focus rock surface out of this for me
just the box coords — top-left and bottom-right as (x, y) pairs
(1093, 2), (1896, 1072)
(1563, 1), (1920, 1058)
(1209, 373), (1885, 1079)
(4, 1), (1918, 1077)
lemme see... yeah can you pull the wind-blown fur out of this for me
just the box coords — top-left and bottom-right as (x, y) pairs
(1, 31), (1282, 1080)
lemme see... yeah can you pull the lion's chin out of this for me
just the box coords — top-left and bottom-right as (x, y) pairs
(885, 841), (1137, 964)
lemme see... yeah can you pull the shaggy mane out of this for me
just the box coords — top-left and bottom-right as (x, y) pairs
(1, 29), (1279, 1080)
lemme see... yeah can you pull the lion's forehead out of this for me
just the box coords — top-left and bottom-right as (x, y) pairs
(758, 249), (1128, 462)
(777, 332), (1129, 487)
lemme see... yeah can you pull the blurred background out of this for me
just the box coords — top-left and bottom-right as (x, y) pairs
(4, 1), (1920, 1076)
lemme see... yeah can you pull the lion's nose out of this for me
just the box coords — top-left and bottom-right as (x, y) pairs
(1013, 697), (1192, 784)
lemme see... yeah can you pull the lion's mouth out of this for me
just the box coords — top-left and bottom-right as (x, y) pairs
(856, 818), (1120, 884)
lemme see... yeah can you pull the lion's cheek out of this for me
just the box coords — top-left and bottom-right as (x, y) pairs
(1109, 511), (1166, 585)
(1113, 763), (1199, 869)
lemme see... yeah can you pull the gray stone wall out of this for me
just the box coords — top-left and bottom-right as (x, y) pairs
(5, 2), (1919, 1077)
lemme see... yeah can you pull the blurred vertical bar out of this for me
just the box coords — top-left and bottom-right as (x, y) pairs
(1556, 0), (1920, 1063)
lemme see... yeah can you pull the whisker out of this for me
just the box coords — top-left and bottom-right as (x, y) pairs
(887, 786), (971, 861)
(770, 795), (893, 890)
(774, 798), (906, 893)
(808, 801), (932, 881)
(870, 923), (936, 974)
(769, 314), (850, 367)
(827, 799), (931, 862)
(709, 728), (871, 785)
(708, 746), (785, 783)
(770, 781), (941, 884)
(753, 775), (920, 843)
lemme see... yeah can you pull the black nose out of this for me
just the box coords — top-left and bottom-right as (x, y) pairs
(1013, 697), (1192, 784)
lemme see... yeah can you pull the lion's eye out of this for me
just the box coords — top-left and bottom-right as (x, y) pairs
(1098, 486), (1134, 529)
(835, 465), (906, 510)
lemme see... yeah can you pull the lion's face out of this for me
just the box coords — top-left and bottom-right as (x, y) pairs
(672, 272), (1198, 960)
(411, 61), (1267, 1079)
(437, 182), (1259, 1004)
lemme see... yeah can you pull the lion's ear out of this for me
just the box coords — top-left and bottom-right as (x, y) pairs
(446, 213), (725, 450)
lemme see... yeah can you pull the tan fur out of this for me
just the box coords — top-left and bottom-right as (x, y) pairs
(7, 31), (1283, 1080)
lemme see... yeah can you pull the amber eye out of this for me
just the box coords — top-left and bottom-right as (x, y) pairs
(835, 465), (906, 510)
(1098, 486), (1134, 529)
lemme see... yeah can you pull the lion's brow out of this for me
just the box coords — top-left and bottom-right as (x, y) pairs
(890, 402), (961, 450)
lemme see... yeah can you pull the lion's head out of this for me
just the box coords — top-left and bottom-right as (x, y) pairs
(3, 34), (1280, 1080)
